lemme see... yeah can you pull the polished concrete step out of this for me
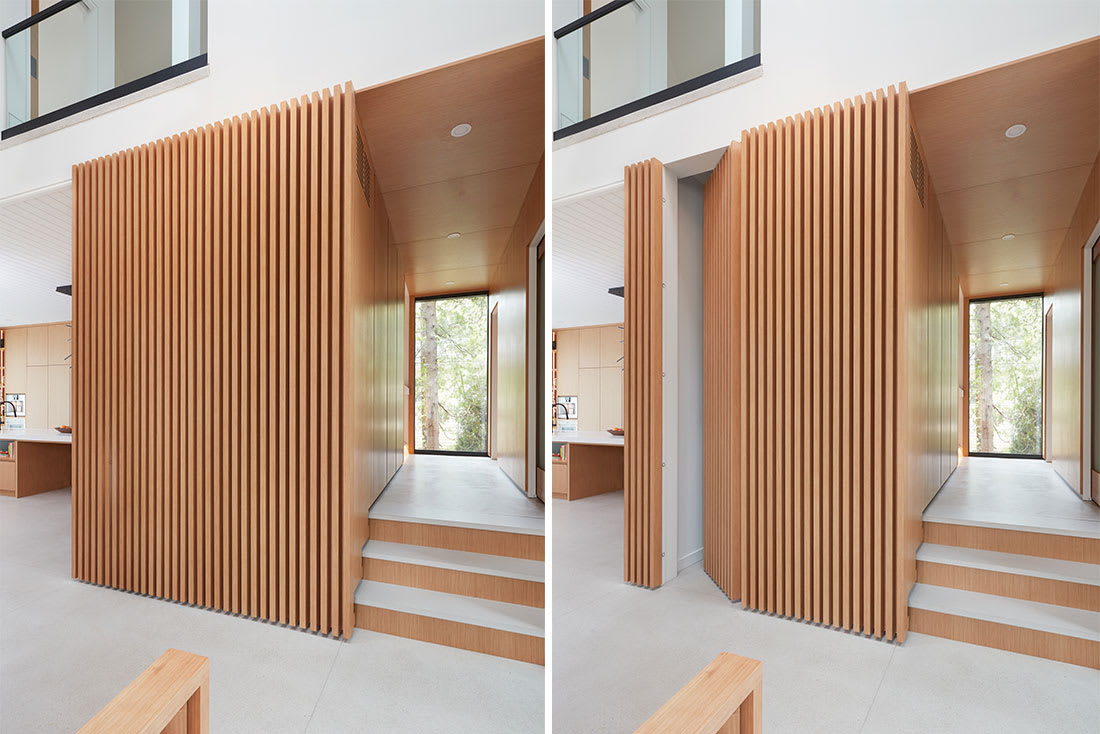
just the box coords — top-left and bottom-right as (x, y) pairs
(361, 540), (544, 607)
(908, 583), (1100, 668)
(362, 540), (544, 581)
(353, 579), (544, 665)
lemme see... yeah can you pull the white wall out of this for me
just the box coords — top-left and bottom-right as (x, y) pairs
(660, 165), (677, 585)
(0, 0), (543, 199)
(676, 176), (704, 571)
(553, 0), (1100, 198)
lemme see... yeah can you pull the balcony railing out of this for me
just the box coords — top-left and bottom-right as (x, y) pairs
(554, 0), (760, 139)
(3, 0), (208, 140)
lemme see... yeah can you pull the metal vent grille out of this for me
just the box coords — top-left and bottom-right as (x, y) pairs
(909, 127), (926, 208)
(355, 126), (371, 206)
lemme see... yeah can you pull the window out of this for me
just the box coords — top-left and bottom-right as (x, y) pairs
(414, 293), (489, 455)
(968, 295), (1043, 457)
(3, 0), (208, 139)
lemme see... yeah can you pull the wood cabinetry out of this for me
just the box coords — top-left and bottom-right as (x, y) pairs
(1, 323), (71, 429)
(554, 323), (624, 430)
(0, 440), (72, 498)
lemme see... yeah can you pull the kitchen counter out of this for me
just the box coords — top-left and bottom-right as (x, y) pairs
(0, 428), (73, 444)
(551, 431), (624, 501)
(551, 430), (624, 447)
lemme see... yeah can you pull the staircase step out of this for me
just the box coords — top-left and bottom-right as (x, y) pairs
(923, 521), (1099, 563)
(362, 540), (544, 581)
(370, 518), (544, 561)
(916, 543), (1100, 611)
(361, 540), (544, 607)
(908, 583), (1100, 668)
(354, 580), (544, 665)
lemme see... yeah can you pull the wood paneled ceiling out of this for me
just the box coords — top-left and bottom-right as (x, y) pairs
(354, 38), (544, 296)
(911, 37), (1100, 298)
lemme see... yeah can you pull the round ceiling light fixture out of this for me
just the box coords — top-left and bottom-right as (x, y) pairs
(450, 123), (473, 138)
(1004, 123), (1027, 139)
(1001, 233), (1016, 240)
(447, 232), (461, 240)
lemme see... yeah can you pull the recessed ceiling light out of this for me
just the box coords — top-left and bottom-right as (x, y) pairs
(445, 281), (455, 286)
(1001, 233), (1016, 240)
(1004, 123), (1027, 139)
(450, 123), (472, 138)
(1000, 282), (1009, 287)
(446, 232), (461, 240)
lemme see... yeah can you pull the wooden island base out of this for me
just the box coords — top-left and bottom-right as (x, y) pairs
(0, 441), (73, 498)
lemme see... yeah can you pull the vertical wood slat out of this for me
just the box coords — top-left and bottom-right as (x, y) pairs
(623, 159), (664, 589)
(702, 144), (742, 600)
(70, 85), (373, 639)
(732, 85), (928, 641)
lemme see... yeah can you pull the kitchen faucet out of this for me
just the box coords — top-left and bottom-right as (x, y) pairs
(552, 402), (570, 419)
(0, 401), (16, 429)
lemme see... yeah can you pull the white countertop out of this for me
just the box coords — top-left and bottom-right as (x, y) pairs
(551, 430), (624, 447)
(0, 428), (73, 445)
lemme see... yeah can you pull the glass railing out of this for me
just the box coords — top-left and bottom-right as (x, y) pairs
(3, 0), (207, 138)
(554, 0), (760, 138)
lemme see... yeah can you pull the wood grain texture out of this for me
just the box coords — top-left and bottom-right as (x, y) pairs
(72, 83), (403, 640)
(1048, 153), (1100, 495)
(703, 143), (742, 602)
(623, 158), (664, 589)
(917, 560), (1099, 611)
(731, 85), (958, 642)
(354, 604), (544, 665)
(361, 557), (544, 607)
(78, 649), (209, 734)
(909, 607), (1099, 669)
(923, 521), (1100, 563)
(369, 519), (543, 561)
(488, 157), (544, 492)
(634, 653), (762, 734)
(561, 443), (623, 501)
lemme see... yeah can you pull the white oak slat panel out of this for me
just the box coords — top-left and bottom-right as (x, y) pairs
(72, 83), (404, 640)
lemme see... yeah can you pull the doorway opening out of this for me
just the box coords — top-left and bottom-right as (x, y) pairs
(413, 291), (489, 456)
(968, 294), (1044, 458)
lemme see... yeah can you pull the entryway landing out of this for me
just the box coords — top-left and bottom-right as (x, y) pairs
(923, 456), (1100, 538)
(369, 454), (543, 536)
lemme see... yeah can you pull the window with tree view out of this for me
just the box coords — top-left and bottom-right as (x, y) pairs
(414, 294), (489, 454)
(968, 295), (1043, 456)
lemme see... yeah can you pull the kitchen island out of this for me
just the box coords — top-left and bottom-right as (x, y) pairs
(551, 430), (624, 501)
(0, 428), (73, 498)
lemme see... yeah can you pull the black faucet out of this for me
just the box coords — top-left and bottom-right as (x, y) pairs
(0, 401), (16, 429)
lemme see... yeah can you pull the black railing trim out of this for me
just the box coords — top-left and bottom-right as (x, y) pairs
(3, 0), (83, 39)
(554, 0), (634, 39)
(2, 54), (208, 140)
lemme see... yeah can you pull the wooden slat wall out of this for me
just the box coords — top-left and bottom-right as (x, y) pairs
(703, 143), (742, 600)
(73, 83), (403, 640)
(739, 87), (907, 639)
(623, 158), (663, 588)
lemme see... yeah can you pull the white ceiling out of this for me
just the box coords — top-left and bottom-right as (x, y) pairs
(552, 184), (625, 328)
(0, 183), (73, 328)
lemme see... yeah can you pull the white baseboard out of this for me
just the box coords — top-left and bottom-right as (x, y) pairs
(678, 547), (703, 571)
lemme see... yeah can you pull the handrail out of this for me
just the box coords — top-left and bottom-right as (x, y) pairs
(634, 652), (762, 734)
(1, 0), (82, 39)
(553, 0), (634, 39)
(78, 649), (210, 734)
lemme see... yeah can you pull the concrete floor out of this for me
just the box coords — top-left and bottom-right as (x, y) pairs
(924, 456), (1100, 537)
(552, 491), (1100, 733)
(370, 454), (544, 535)
(0, 489), (544, 733)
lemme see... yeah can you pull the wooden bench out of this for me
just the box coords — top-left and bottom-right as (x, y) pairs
(635, 652), (762, 733)
(78, 649), (210, 734)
